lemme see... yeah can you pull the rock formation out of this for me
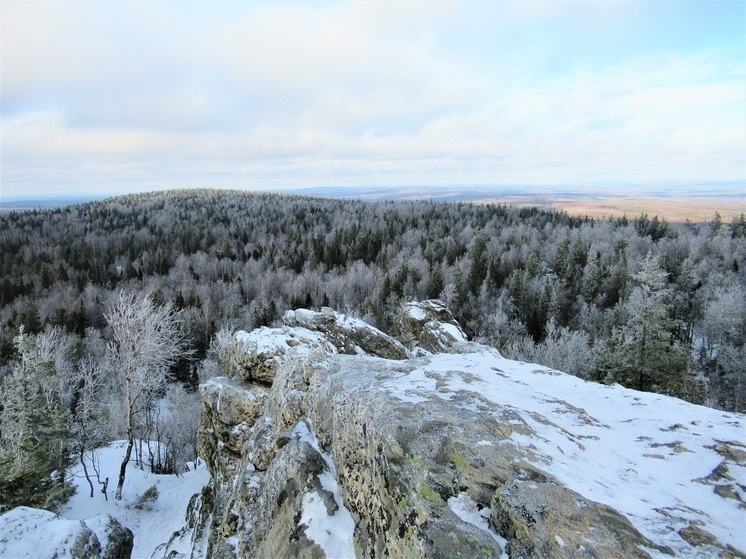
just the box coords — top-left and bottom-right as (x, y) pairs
(170, 302), (744, 558)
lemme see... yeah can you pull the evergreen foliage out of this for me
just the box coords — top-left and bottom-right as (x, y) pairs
(0, 189), (743, 413)
(0, 329), (75, 512)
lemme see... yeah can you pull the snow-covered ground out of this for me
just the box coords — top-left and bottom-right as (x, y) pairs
(61, 441), (210, 559)
(381, 349), (746, 556)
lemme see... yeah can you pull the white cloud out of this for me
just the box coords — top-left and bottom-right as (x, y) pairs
(1, 1), (743, 195)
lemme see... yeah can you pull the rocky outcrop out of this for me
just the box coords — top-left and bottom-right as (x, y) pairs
(398, 299), (468, 353)
(282, 308), (411, 360)
(198, 377), (270, 479)
(220, 325), (333, 385)
(192, 302), (745, 559)
(0, 507), (134, 559)
(217, 308), (409, 389)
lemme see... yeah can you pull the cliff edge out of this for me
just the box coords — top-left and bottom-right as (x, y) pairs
(164, 302), (745, 558)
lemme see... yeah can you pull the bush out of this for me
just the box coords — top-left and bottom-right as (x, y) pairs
(131, 485), (159, 510)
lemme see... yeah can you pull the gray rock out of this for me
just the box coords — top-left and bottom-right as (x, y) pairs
(83, 514), (134, 559)
(491, 480), (670, 558)
(192, 306), (744, 558)
(398, 300), (469, 353)
(223, 327), (334, 385)
(198, 377), (269, 478)
(283, 308), (411, 360)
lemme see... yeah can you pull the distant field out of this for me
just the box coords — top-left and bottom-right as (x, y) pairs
(473, 194), (744, 222)
(295, 182), (745, 223)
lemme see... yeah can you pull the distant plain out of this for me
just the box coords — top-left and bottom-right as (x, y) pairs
(293, 181), (745, 222)
(1, 182), (743, 222)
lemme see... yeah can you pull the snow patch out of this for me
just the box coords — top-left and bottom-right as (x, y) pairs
(448, 492), (508, 558)
(405, 303), (427, 321)
(440, 321), (466, 342)
(293, 420), (357, 558)
(60, 441), (210, 559)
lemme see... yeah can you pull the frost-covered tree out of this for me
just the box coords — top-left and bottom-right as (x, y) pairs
(69, 355), (113, 498)
(598, 254), (700, 400)
(0, 328), (75, 512)
(506, 318), (594, 379)
(700, 284), (746, 411)
(105, 291), (190, 500)
(161, 385), (201, 473)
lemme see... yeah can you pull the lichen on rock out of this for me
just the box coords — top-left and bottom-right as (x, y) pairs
(192, 302), (745, 559)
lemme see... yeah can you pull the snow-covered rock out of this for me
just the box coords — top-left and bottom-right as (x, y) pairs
(0, 506), (133, 559)
(199, 377), (270, 478)
(283, 307), (411, 360)
(227, 326), (334, 384)
(399, 299), (469, 353)
(195, 304), (745, 558)
(221, 307), (410, 388)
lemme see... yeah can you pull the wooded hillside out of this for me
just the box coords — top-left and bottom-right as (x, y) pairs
(1, 189), (744, 411)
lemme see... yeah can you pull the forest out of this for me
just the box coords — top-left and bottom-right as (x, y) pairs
(0, 189), (744, 509)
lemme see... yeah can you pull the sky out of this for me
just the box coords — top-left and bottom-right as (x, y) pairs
(1, 0), (744, 197)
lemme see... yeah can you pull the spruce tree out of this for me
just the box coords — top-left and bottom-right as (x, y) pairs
(600, 254), (700, 400)
(0, 328), (75, 512)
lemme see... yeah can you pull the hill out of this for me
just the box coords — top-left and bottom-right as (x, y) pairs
(1, 189), (744, 412)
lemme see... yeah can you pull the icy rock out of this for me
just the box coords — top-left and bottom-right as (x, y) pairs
(0, 507), (133, 559)
(283, 308), (411, 360)
(399, 299), (469, 353)
(193, 306), (745, 559)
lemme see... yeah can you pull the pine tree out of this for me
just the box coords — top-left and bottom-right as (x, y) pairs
(426, 266), (445, 299)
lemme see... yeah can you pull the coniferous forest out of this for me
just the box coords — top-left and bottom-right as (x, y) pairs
(1, 188), (745, 511)
(1, 189), (744, 410)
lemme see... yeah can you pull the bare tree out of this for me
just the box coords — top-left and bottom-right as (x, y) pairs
(105, 291), (190, 500)
(70, 355), (112, 498)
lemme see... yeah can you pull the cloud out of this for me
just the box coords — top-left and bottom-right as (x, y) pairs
(1, 1), (744, 195)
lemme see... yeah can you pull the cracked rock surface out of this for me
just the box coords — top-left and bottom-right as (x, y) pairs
(186, 302), (744, 559)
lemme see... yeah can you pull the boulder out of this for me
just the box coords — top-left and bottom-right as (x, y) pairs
(0, 507), (133, 559)
(82, 514), (135, 559)
(399, 300), (469, 353)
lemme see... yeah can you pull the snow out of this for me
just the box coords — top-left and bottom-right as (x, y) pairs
(235, 325), (331, 356)
(447, 492), (509, 558)
(439, 321), (466, 342)
(0, 507), (98, 558)
(405, 303), (427, 321)
(293, 420), (357, 559)
(61, 440), (211, 559)
(382, 350), (746, 556)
